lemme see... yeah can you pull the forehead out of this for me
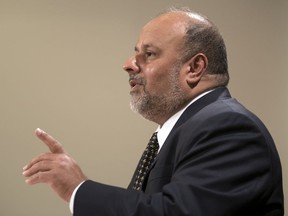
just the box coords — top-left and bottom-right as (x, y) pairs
(136, 13), (187, 51)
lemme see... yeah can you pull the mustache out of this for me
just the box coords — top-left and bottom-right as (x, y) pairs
(129, 75), (145, 85)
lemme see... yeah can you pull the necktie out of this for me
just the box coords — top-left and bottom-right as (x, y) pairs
(133, 132), (159, 190)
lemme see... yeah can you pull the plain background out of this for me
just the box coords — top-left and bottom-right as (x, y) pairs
(0, 0), (287, 215)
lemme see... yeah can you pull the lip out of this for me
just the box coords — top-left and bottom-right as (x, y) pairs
(129, 77), (143, 89)
(129, 79), (137, 88)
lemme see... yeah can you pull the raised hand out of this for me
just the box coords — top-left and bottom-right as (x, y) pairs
(23, 128), (87, 202)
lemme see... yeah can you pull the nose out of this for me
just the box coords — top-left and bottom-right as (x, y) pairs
(122, 56), (139, 74)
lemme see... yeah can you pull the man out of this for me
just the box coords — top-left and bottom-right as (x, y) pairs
(23, 7), (284, 216)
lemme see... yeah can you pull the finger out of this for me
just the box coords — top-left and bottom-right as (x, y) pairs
(23, 159), (51, 177)
(25, 171), (41, 185)
(25, 170), (50, 185)
(23, 152), (54, 171)
(35, 128), (65, 154)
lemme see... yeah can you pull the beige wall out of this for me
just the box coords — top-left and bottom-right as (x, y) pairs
(0, 0), (286, 215)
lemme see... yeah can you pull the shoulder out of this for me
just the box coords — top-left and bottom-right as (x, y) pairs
(171, 98), (274, 158)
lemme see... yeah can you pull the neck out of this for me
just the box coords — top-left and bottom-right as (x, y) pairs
(146, 100), (192, 126)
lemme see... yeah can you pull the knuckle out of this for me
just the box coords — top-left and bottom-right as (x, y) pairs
(36, 172), (43, 181)
(30, 172), (43, 184)
(36, 171), (49, 183)
(34, 160), (45, 170)
(58, 156), (69, 168)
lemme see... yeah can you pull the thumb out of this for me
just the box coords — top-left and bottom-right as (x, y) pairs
(35, 128), (65, 154)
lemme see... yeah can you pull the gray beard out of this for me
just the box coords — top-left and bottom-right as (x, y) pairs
(129, 65), (187, 122)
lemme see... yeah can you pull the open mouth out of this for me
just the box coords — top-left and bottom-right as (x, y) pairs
(129, 77), (143, 89)
(129, 79), (137, 88)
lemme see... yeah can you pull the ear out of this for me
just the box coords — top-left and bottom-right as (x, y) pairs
(184, 53), (208, 87)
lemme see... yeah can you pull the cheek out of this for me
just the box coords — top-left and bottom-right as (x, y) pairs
(144, 66), (170, 92)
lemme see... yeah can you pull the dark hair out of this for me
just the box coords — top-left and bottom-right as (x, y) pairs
(167, 7), (230, 86)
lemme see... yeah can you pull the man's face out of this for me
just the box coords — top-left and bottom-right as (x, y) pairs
(123, 14), (189, 123)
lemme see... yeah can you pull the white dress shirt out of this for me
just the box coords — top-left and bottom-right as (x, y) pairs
(70, 90), (214, 214)
(157, 89), (213, 151)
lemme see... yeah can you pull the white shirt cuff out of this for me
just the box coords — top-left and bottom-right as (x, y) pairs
(69, 181), (86, 214)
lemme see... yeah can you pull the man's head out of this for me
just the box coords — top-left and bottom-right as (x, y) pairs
(123, 7), (229, 125)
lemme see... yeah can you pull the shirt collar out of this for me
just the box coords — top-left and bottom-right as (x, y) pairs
(156, 89), (214, 151)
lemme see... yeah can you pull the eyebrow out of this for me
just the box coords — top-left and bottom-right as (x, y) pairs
(134, 43), (156, 52)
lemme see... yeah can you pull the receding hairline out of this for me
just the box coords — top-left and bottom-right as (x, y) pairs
(156, 7), (214, 28)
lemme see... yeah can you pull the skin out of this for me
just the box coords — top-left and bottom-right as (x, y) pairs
(124, 12), (219, 125)
(23, 128), (87, 202)
(23, 11), (219, 203)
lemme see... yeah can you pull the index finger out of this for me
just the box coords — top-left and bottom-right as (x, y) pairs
(35, 128), (65, 154)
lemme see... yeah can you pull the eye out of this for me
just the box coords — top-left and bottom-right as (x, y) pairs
(145, 51), (155, 58)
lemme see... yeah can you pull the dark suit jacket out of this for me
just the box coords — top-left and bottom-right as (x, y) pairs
(74, 87), (284, 216)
